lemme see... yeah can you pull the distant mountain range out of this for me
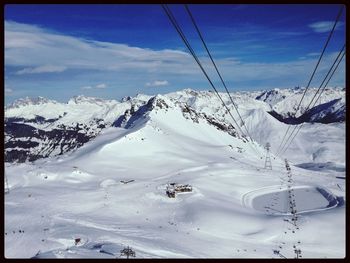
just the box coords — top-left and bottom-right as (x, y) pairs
(5, 87), (345, 163)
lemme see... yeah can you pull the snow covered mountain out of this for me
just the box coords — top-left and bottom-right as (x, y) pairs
(4, 86), (345, 258)
(5, 95), (131, 162)
(255, 88), (287, 107)
(299, 97), (345, 123)
(5, 87), (344, 163)
(255, 86), (345, 122)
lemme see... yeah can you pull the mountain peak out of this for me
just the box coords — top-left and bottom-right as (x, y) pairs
(68, 95), (116, 105)
(121, 96), (132, 102)
(146, 95), (172, 110)
(7, 96), (57, 109)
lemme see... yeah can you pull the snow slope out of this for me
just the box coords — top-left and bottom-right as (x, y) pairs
(5, 93), (345, 258)
(4, 95), (150, 162)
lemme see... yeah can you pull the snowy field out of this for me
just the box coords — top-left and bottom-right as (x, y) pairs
(5, 96), (345, 258)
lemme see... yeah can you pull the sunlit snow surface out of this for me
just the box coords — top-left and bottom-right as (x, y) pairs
(5, 94), (345, 258)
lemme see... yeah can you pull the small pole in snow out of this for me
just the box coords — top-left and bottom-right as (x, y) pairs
(5, 175), (10, 194)
(295, 248), (302, 259)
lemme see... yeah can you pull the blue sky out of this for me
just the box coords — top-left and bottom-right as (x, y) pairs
(4, 4), (346, 103)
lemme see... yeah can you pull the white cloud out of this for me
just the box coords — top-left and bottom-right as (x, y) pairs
(81, 86), (93, 90)
(16, 65), (67, 75)
(5, 21), (195, 75)
(80, 83), (107, 90)
(96, 83), (107, 89)
(306, 52), (320, 57)
(308, 21), (344, 33)
(145, 80), (169, 87)
(4, 20), (345, 92)
(5, 87), (13, 93)
(216, 51), (345, 87)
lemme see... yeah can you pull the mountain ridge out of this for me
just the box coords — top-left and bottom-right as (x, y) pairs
(5, 87), (345, 163)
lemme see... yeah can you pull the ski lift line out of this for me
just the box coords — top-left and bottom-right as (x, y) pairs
(184, 4), (258, 147)
(277, 47), (345, 156)
(294, 5), (344, 116)
(273, 160), (298, 259)
(275, 125), (292, 156)
(162, 5), (243, 136)
(276, 13), (343, 157)
(278, 49), (345, 157)
(277, 122), (301, 157)
(276, 45), (345, 157)
(313, 49), (346, 106)
(281, 52), (345, 154)
(162, 5), (261, 158)
(275, 5), (344, 156)
(302, 44), (345, 115)
(284, 160), (301, 253)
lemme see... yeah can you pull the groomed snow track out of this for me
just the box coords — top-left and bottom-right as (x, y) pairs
(242, 185), (342, 215)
